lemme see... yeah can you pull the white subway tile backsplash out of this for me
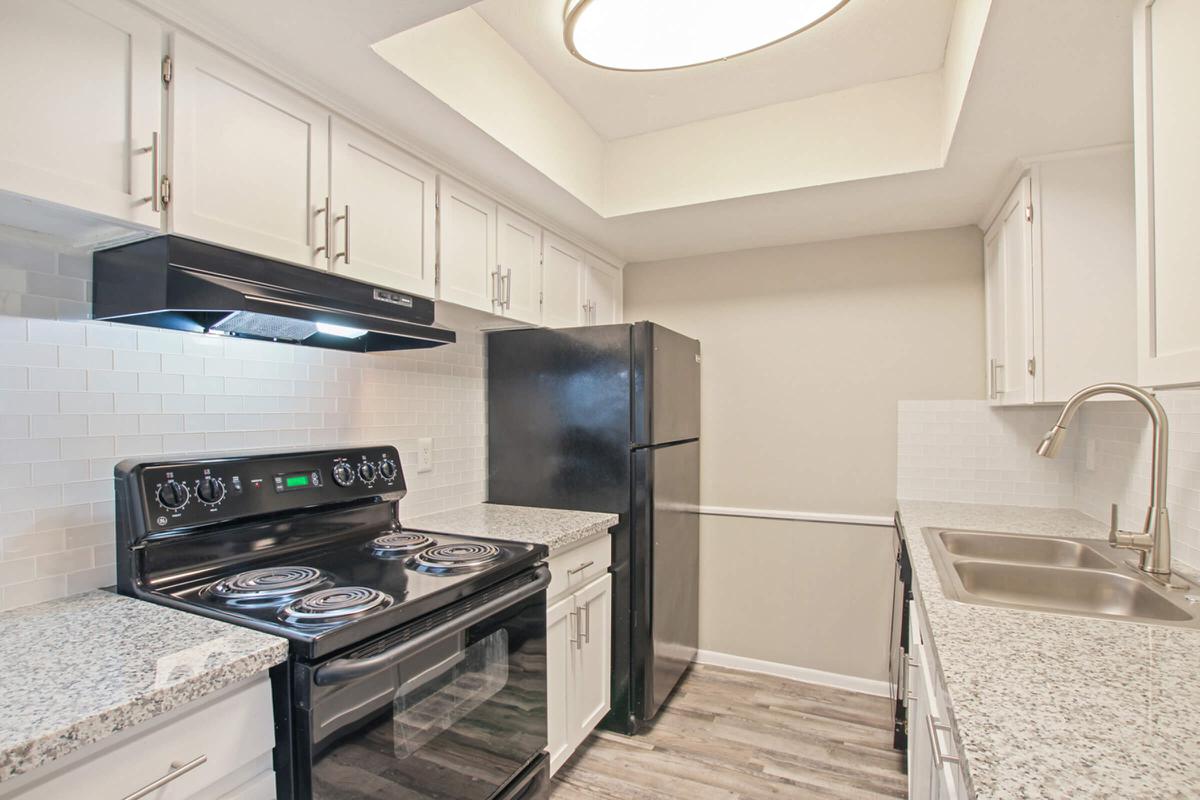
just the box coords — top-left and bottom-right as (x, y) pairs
(0, 230), (487, 610)
(899, 393), (1200, 572)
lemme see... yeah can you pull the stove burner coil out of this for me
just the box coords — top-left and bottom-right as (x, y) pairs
(206, 566), (325, 600)
(370, 532), (435, 556)
(409, 543), (503, 574)
(279, 586), (392, 623)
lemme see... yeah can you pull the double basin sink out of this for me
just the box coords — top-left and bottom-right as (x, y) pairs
(922, 528), (1200, 628)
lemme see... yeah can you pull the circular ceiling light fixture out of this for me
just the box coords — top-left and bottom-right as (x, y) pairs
(563, 0), (850, 72)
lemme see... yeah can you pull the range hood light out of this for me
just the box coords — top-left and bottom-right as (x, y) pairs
(564, 0), (849, 72)
(316, 322), (369, 339)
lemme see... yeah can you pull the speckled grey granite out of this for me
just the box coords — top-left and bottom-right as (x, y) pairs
(899, 500), (1200, 800)
(404, 503), (618, 553)
(0, 590), (287, 783)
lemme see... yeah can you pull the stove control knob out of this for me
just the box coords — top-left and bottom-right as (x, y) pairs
(196, 476), (225, 505)
(332, 462), (355, 487)
(358, 462), (377, 483)
(379, 458), (397, 481)
(157, 480), (190, 510)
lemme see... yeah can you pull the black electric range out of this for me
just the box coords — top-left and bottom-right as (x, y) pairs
(115, 446), (551, 800)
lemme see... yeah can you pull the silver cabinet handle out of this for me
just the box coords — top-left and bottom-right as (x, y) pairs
(314, 196), (331, 257)
(569, 607), (582, 650)
(504, 267), (513, 308)
(334, 204), (350, 263)
(147, 131), (160, 212)
(122, 754), (207, 800)
(492, 269), (502, 307)
(927, 716), (961, 768)
(567, 560), (594, 576)
(582, 600), (591, 644)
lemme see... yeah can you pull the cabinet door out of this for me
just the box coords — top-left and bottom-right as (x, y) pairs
(906, 601), (935, 799)
(570, 573), (612, 748)
(437, 177), (497, 313)
(169, 34), (330, 269)
(983, 177), (1034, 405)
(546, 594), (575, 776)
(497, 208), (542, 325)
(1135, 0), (1200, 387)
(583, 258), (621, 326)
(542, 233), (585, 328)
(0, 0), (162, 228)
(330, 118), (436, 298)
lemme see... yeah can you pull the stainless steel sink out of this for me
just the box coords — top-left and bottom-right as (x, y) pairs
(923, 528), (1200, 628)
(938, 530), (1116, 569)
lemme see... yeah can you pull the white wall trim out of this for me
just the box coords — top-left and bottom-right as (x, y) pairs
(695, 505), (893, 528)
(694, 649), (890, 698)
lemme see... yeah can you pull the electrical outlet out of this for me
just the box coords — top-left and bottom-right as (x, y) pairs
(1085, 438), (1097, 471)
(417, 437), (433, 473)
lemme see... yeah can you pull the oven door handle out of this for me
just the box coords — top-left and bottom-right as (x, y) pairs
(313, 566), (551, 686)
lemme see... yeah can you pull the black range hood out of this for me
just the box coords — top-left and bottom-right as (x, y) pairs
(92, 236), (455, 352)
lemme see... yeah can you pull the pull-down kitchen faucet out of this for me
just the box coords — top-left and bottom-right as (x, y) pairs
(1036, 382), (1182, 587)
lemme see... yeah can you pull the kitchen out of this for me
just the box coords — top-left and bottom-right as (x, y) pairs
(0, 1), (1196, 798)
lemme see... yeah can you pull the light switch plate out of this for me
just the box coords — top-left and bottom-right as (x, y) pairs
(417, 437), (433, 473)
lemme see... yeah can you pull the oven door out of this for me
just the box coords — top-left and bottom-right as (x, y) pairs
(294, 567), (550, 800)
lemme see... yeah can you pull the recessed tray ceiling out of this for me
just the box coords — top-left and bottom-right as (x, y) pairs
(373, 0), (976, 217)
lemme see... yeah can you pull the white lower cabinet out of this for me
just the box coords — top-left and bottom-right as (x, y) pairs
(0, 675), (275, 800)
(907, 597), (967, 800)
(546, 536), (612, 775)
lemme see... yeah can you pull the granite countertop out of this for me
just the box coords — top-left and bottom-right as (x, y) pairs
(405, 503), (618, 553)
(0, 591), (288, 783)
(898, 499), (1200, 799)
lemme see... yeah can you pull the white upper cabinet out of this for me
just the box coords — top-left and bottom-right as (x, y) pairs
(330, 118), (436, 298)
(1134, 0), (1200, 387)
(983, 149), (1136, 404)
(983, 176), (1034, 405)
(582, 256), (621, 326)
(542, 233), (585, 328)
(168, 34), (330, 269)
(0, 0), (163, 229)
(496, 208), (543, 325)
(437, 177), (498, 313)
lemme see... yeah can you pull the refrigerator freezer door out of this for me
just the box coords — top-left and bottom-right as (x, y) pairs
(633, 439), (700, 722)
(633, 323), (701, 447)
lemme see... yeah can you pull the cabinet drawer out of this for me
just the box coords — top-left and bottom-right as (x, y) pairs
(547, 535), (611, 602)
(3, 675), (274, 800)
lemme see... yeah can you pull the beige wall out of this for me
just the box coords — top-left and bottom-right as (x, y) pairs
(624, 226), (984, 681)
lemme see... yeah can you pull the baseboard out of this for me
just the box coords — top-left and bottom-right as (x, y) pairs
(694, 649), (890, 698)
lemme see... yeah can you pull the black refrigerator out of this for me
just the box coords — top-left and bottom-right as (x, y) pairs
(487, 321), (700, 735)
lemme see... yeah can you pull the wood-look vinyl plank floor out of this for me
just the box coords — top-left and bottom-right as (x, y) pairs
(550, 663), (906, 800)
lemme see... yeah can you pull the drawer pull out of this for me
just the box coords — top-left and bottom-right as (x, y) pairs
(567, 560), (594, 576)
(927, 716), (961, 768)
(122, 754), (207, 800)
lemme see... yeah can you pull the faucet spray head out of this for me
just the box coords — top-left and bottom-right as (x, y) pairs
(1036, 425), (1068, 458)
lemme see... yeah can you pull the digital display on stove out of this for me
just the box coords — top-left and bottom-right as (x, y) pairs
(274, 470), (321, 492)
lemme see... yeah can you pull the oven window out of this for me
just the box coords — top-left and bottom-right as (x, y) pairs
(304, 597), (546, 800)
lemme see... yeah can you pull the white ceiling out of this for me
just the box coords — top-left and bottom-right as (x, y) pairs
(472, 0), (957, 139)
(138, 0), (1133, 265)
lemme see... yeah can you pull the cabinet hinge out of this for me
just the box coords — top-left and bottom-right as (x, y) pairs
(1027, 356), (1037, 376)
(434, 194), (440, 211)
(539, 291), (543, 306)
(1024, 204), (1033, 223)
(159, 174), (171, 208)
(161, 55), (172, 86)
